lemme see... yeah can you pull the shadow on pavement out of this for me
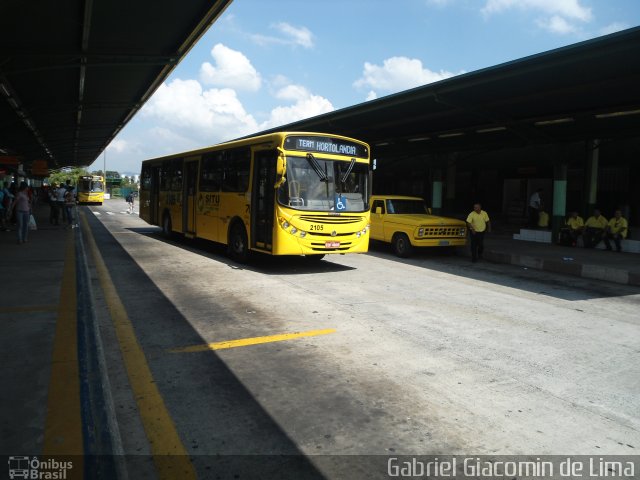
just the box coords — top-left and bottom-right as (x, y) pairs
(85, 214), (327, 479)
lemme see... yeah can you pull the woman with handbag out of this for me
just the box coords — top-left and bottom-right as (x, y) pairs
(10, 182), (31, 244)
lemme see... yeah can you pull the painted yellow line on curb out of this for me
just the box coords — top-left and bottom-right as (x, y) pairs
(43, 230), (84, 467)
(170, 328), (337, 354)
(81, 211), (195, 480)
(1, 304), (58, 314)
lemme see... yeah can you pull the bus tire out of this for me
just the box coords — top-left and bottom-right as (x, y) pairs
(162, 213), (173, 238)
(228, 221), (249, 263)
(392, 233), (412, 258)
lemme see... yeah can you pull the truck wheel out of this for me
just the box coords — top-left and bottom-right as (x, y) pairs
(392, 233), (413, 258)
(228, 222), (249, 263)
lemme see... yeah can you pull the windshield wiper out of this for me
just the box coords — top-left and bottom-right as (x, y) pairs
(306, 153), (328, 181)
(340, 158), (356, 183)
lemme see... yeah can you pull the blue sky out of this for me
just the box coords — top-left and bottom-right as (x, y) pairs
(92, 0), (640, 174)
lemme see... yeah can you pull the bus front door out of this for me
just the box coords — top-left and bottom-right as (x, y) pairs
(252, 150), (277, 251)
(183, 160), (198, 235)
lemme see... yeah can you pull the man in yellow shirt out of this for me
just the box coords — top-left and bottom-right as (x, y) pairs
(604, 209), (628, 252)
(466, 203), (491, 263)
(583, 209), (608, 248)
(560, 211), (584, 246)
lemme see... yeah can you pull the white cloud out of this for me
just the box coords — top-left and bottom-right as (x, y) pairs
(481, 0), (592, 35)
(142, 78), (258, 142)
(366, 91), (378, 101)
(482, 0), (592, 22)
(599, 22), (630, 36)
(199, 43), (261, 91)
(536, 15), (577, 34)
(274, 22), (314, 48)
(260, 84), (334, 129)
(106, 138), (129, 154)
(353, 56), (462, 97)
(251, 22), (314, 49)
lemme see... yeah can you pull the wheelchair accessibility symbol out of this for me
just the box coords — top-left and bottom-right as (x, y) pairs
(335, 194), (347, 211)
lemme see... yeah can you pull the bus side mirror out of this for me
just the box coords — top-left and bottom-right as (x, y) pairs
(274, 149), (286, 189)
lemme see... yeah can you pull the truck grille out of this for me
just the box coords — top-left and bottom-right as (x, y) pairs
(421, 226), (466, 237)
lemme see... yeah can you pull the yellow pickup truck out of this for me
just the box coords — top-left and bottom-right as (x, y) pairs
(370, 195), (467, 257)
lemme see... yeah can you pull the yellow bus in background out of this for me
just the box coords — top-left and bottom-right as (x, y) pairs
(140, 132), (371, 261)
(77, 175), (104, 205)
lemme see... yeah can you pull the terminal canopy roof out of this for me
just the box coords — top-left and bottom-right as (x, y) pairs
(0, 0), (232, 170)
(260, 27), (640, 157)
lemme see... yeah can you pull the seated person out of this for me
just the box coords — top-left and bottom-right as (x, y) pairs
(583, 209), (608, 248)
(560, 211), (583, 246)
(537, 209), (549, 229)
(604, 209), (628, 252)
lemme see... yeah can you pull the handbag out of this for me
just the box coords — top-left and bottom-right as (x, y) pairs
(29, 214), (37, 231)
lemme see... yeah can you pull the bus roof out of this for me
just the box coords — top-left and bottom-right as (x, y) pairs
(141, 131), (370, 164)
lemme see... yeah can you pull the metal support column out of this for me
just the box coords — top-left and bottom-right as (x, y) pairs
(584, 139), (599, 218)
(431, 168), (443, 215)
(552, 162), (568, 242)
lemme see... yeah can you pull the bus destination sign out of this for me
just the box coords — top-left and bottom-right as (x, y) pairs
(285, 135), (368, 158)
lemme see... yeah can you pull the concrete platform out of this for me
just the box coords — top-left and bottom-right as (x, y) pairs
(479, 232), (640, 286)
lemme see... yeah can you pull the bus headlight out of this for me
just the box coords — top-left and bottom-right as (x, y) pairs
(356, 231), (361, 238)
(282, 221), (290, 229)
(290, 227), (297, 234)
(299, 231), (307, 238)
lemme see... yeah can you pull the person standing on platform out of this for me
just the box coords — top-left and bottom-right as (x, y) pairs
(583, 209), (608, 248)
(49, 183), (60, 225)
(528, 188), (543, 227)
(9, 182), (31, 244)
(466, 203), (491, 263)
(604, 209), (628, 252)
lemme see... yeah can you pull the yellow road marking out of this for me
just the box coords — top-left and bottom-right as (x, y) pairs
(43, 230), (84, 469)
(81, 211), (195, 480)
(170, 328), (337, 353)
(0, 304), (58, 314)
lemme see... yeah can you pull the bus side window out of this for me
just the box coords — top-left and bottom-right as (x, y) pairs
(141, 165), (152, 190)
(200, 152), (222, 191)
(171, 158), (183, 191)
(222, 147), (250, 192)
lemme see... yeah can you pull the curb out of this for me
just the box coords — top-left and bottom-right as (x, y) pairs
(483, 249), (640, 286)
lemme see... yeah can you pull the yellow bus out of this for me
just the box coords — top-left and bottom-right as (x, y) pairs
(140, 132), (371, 261)
(77, 175), (104, 205)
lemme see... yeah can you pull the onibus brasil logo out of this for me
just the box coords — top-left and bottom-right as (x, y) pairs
(8, 456), (73, 479)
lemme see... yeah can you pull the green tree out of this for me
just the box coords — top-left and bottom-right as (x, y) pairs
(47, 167), (88, 186)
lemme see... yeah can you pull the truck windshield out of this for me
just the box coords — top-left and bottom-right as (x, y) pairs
(386, 199), (429, 214)
(278, 156), (369, 212)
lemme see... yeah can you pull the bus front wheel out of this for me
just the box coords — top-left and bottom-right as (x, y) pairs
(228, 222), (249, 263)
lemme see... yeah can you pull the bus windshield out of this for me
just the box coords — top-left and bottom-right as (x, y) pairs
(278, 156), (369, 212)
(386, 199), (429, 214)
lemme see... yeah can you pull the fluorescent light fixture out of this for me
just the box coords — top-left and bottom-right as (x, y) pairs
(476, 126), (507, 133)
(438, 132), (464, 138)
(534, 117), (574, 126)
(8, 98), (18, 109)
(375, 142), (390, 146)
(408, 136), (430, 142)
(595, 109), (640, 119)
(0, 83), (9, 97)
